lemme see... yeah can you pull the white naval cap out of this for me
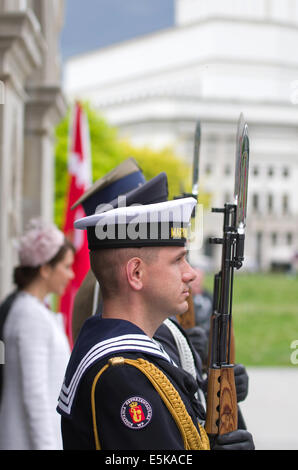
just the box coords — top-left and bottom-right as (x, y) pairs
(75, 197), (197, 250)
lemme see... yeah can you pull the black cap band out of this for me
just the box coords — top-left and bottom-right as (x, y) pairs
(87, 221), (190, 250)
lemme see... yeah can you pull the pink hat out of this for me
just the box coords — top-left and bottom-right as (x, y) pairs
(18, 219), (65, 267)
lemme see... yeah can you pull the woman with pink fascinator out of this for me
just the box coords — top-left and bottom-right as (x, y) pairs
(0, 219), (75, 450)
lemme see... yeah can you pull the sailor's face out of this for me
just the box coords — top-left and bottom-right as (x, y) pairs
(144, 246), (197, 318)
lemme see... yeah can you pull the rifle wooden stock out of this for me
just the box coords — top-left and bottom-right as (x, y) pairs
(205, 365), (238, 435)
(218, 366), (238, 434)
(205, 368), (221, 434)
(176, 290), (195, 330)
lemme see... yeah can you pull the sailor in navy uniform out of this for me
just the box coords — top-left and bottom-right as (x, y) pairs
(70, 165), (248, 427)
(57, 198), (254, 450)
(70, 164), (207, 414)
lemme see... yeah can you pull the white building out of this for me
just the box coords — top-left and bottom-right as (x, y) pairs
(63, 0), (298, 271)
(0, 0), (66, 299)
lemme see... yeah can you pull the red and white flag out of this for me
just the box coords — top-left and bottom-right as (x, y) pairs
(59, 102), (92, 347)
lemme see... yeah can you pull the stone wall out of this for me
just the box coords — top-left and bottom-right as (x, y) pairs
(0, 0), (66, 299)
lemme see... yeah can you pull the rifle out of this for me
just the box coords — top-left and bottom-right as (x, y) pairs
(205, 113), (249, 435)
(176, 120), (201, 330)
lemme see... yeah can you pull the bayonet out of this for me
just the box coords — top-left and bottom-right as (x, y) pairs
(192, 121), (201, 199)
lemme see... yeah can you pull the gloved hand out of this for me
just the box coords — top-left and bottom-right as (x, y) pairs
(186, 326), (209, 367)
(211, 430), (255, 450)
(234, 364), (249, 402)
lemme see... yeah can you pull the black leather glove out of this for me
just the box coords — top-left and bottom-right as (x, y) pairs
(186, 326), (209, 367)
(211, 430), (255, 450)
(234, 363), (249, 403)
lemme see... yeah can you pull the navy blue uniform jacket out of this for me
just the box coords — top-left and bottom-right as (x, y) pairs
(57, 316), (205, 450)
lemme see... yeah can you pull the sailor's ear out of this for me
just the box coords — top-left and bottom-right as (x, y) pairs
(126, 257), (144, 291)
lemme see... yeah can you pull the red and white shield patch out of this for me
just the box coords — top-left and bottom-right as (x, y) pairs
(120, 396), (153, 430)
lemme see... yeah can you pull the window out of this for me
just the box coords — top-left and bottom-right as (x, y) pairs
(282, 194), (289, 215)
(256, 232), (263, 269)
(205, 164), (212, 175)
(282, 167), (289, 178)
(252, 194), (259, 213)
(268, 194), (273, 214)
(271, 233), (277, 246)
(286, 233), (293, 245)
(268, 167), (274, 177)
(253, 166), (259, 177)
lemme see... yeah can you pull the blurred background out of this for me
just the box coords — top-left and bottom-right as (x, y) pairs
(0, 0), (297, 449)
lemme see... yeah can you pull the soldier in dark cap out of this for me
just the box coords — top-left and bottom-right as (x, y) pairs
(70, 161), (249, 432)
(57, 195), (254, 450)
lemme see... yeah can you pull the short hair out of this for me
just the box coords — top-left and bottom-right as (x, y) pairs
(90, 247), (160, 299)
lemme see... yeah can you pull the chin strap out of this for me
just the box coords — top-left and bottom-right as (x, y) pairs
(91, 356), (210, 451)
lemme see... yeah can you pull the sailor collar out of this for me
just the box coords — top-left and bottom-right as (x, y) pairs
(57, 316), (176, 416)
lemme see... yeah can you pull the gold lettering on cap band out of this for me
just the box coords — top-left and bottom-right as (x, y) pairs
(171, 227), (189, 239)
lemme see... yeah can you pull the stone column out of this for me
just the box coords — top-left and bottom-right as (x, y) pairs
(23, 86), (66, 223)
(0, 9), (44, 299)
(23, 0), (66, 226)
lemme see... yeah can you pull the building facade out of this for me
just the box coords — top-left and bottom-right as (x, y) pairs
(63, 0), (298, 271)
(0, 0), (66, 299)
